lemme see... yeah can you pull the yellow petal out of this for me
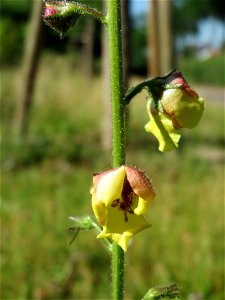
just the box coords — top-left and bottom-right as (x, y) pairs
(134, 197), (151, 215)
(91, 201), (107, 226)
(145, 110), (181, 152)
(97, 206), (150, 252)
(95, 166), (126, 206)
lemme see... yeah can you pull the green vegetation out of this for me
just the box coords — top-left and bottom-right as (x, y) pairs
(1, 54), (224, 299)
(177, 52), (225, 86)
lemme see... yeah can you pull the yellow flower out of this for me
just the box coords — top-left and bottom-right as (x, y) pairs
(91, 166), (156, 252)
(145, 98), (181, 152)
(145, 71), (204, 152)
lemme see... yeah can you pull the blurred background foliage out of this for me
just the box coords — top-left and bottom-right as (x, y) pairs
(1, 0), (224, 299)
(0, 0), (224, 82)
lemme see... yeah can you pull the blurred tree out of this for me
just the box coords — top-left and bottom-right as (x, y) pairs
(79, 0), (103, 77)
(101, 0), (111, 152)
(141, 0), (224, 75)
(148, 0), (174, 76)
(121, 0), (131, 147)
(65, 0), (103, 74)
(148, 0), (160, 76)
(158, 0), (174, 74)
(174, 0), (225, 35)
(121, 0), (131, 89)
(14, 0), (43, 140)
(82, 17), (95, 79)
(130, 14), (147, 74)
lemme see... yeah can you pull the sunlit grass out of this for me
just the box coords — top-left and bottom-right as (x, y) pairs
(1, 54), (224, 299)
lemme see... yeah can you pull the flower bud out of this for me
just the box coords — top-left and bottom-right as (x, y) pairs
(44, 5), (60, 18)
(145, 70), (204, 152)
(161, 71), (204, 129)
(91, 166), (156, 252)
(43, 2), (81, 36)
(43, 1), (106, 36)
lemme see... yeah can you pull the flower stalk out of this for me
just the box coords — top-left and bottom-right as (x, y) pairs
(42, 0), (204, 298)
(108, 0), (126, 167)
(125, 69), (176, 105)
(107, 0), (126, 299)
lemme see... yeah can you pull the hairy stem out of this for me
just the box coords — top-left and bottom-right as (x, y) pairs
(108, 0), (126, 166)
(125, 69), (176, 105)
(107, 0), (125, 299)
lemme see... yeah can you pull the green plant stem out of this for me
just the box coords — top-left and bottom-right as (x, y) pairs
(125, 80), (151, 104)
(107, 0), (125, 299)
(108, 0), (125, 167)
(68, 2), (107, 24)
(125, 69), (176, 105)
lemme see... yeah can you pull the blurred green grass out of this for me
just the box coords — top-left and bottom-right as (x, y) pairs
(1, 54), (224, 299)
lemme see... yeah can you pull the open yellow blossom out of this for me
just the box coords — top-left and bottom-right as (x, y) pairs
(91, 166), (156, 252)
